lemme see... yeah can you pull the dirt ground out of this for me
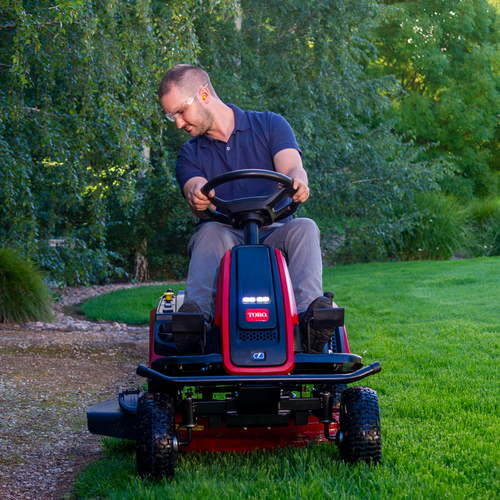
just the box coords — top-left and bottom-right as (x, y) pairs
(0, 287), (150, 499)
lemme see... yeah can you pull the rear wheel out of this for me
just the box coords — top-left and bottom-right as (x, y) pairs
(136, 392), (177, 479)
(338, 386), (381, 464)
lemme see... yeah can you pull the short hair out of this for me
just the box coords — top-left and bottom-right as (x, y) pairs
(158, 64), (216, 100)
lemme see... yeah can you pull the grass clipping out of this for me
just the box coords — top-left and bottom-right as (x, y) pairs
(0, 247), (54, 324)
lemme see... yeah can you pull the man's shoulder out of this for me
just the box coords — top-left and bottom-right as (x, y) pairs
(228, 104), (287, 129)
(178, 136), (202, 157)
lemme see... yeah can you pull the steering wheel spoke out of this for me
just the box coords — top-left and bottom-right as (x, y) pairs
(264, 186), (288, 210)
(204, 205), (230, 224)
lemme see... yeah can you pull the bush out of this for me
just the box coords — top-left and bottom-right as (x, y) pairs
(0, 247), (54, 324)
(464, 197), (500, 257)
(399, 193), (472, 260)
(35, 238), (127, 286)
(488, 211), (500, 256)
(466, 197), (500, 227)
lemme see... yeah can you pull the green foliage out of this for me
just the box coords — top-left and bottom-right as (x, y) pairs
(35, 237), (126, 286)
(399, 192), (472, 260)
(466, 196), (500, 228)
(0, 247), (54, 324)
(194, 0), (450, 262)
(2, 0), (499, 274)
(74, 258), (500, 499)
(464, 196), (500, 256)
(487, 210), (500, 255)
(399, 193), (500, 260)
(81, 285), (185, 324)
(374, 0), (500, 198)
(0, 0), (237, 284)
(104, 163), (194, 281)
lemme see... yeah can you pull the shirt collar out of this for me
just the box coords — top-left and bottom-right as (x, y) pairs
(200, 104), (250, 147)
(228, 104), (250, 132)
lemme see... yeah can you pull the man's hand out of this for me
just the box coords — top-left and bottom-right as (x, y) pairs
(291, 177), (310, 203)
(182, 176), (215, 218)
(273, 148), (310, 204)
(187, 182), (215, 213)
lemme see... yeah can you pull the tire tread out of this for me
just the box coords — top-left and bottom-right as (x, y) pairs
(339, 386), (381, 464)
(136, 392), (177, 479)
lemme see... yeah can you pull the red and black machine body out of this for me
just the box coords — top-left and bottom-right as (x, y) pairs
(87, 170), (382, 478)
(215, 245), (296, 374)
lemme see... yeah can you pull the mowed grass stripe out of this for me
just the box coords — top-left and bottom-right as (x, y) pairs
(81, 284), (185, 325)
(75, 257), (500, 499)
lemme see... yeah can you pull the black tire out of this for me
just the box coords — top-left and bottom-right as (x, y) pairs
(314, 384), (347, 406)
(338, 386), (381, 464)
(136, 392), (177, 479)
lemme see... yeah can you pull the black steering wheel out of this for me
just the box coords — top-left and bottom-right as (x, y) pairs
(200, 169), (300, 229)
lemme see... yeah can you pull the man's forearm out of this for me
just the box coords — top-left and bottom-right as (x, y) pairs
(285, 165), (308, 186)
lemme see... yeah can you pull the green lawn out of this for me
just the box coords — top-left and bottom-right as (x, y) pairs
(81, 284), (185, 324)
(75, 257), (500, 499)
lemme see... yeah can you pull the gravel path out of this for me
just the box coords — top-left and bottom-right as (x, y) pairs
(0, 283), (165, 499)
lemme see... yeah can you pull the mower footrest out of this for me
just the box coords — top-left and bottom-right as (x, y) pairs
(311, 307), (344, 328)
(118, 388), (142, 414)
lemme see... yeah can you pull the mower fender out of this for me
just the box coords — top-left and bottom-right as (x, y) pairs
(87, 399), (136, 440)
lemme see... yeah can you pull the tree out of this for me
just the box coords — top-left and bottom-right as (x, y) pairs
(193, 0), (449, 260)
(0, 0), (237, 284)
(373, 0), (500, 198)
(1, 0), (453, 277)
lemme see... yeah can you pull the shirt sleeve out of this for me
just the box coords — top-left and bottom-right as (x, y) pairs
(267, 112), (302, 159)
(175, 142), (205, 194)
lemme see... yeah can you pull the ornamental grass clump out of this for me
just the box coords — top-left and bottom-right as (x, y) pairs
(0, 247), (54, 324)
(400, 192), (472, 260)
(465, 197), (500, 256)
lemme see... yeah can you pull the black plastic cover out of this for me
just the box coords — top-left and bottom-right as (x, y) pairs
(229, 245), (288, 367)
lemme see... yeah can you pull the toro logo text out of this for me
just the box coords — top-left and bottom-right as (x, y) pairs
(246, 309), (269, 322)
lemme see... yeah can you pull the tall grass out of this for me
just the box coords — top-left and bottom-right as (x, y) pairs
(74, 257), (500, 500)
(466, 196), (500, 226)
(464, 197), (500, 256)
(0, 247), (54, 324)
(400, 193), (472, 260)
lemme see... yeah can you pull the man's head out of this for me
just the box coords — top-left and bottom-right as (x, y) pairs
(159, 64), (217, 137)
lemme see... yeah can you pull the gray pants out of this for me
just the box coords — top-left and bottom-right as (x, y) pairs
(184, 218), (323, 321)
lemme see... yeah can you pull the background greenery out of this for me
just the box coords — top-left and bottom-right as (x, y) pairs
(74, 257), (500, 499)
(2, 0), (500, 285)
(0, 246), (54, 323)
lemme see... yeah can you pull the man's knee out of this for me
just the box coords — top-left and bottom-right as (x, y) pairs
(188, 222), (235, 256)
(286, 218), (320, 240)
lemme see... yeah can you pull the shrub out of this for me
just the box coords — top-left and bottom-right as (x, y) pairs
(464, 197), (500, 257)
(35, 238), (127, 286)
(399, 193), (472, 260)
(0, 247), (54, 324)
(487, 211), (500, 256)
(466, 197), (500, 225)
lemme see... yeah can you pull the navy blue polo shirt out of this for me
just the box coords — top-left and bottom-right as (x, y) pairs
(176, 104), (302, 223)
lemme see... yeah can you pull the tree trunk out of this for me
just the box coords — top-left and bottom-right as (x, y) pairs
(134, 240), (149, 282)
(134, 144), (150, 282)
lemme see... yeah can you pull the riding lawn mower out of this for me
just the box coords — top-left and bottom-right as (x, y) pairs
(87, 170), (382, 479)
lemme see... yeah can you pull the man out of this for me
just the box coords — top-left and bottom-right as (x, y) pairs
(158, 64), (335, 355)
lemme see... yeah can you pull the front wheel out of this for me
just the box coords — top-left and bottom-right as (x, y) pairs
(136, 392), (177, 479)
(338, 386), (381, 464)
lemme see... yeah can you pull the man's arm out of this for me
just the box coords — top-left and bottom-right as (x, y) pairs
(182, 176), (215, 219)
(273, 148), (310, 203)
